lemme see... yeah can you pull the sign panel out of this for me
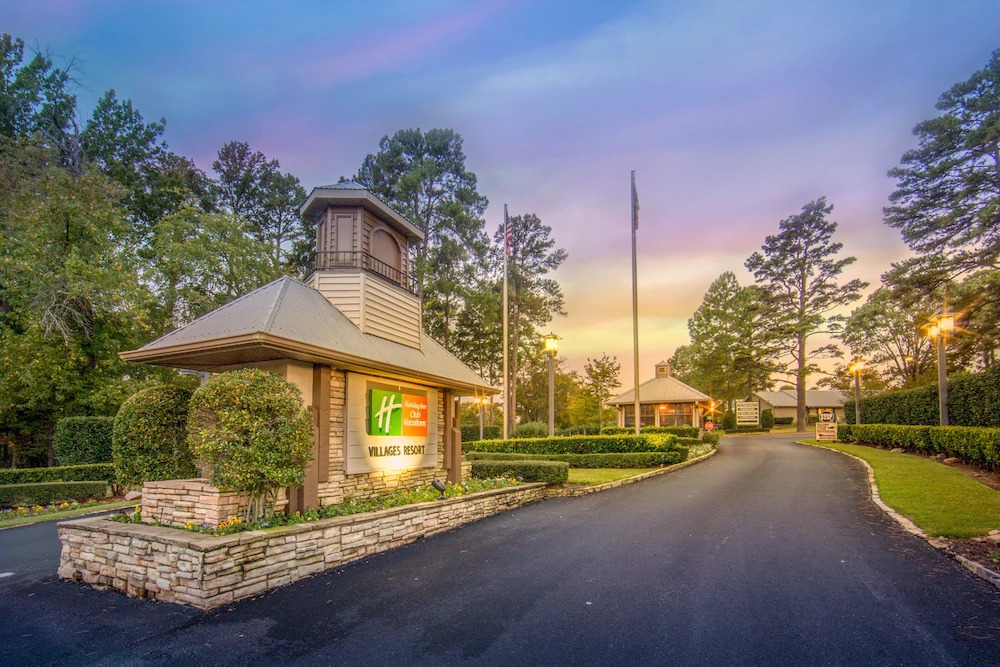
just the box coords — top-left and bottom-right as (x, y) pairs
(815, 421), (837, 441)
(818, 409), (834, 423)
(345, 373), (438, 474)
(735, 401), (760, 426)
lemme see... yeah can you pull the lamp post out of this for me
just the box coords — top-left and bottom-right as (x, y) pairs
(927, 311), (956, 426)
(542, 333), (560, 437)
(848, 357), (865, 425)
(477, 397), (485, 441)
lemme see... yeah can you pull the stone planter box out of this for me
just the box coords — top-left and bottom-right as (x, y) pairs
(58, 483), (547, 609)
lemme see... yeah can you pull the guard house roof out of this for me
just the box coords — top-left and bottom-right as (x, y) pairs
(121, 276), (491, 395)
(753, 390), (847, 408)
(300, 180), (424, 242)
(608, 376), (710, 405)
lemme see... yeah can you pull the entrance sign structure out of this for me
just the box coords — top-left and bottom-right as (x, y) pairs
(119, 181), (496, 514)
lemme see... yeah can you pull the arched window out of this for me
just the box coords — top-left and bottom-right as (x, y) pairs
(370, 229), (402, 279)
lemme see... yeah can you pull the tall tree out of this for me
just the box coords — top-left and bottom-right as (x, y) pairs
(0, 139), (155, 464)
(745, 198), (867, 431)
(841, 287), (938, 388)
(679, 273), (781, 403)
(0, 34), (76, 153)
(582, 354), (621, 429)
(354, 128), (489, 334)
(494, 212), (568, 435)
(212, 140), (306, 270)
(885, 48), (1000, 279)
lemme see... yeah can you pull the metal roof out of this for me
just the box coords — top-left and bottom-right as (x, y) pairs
(300, 181), (423, 241)
(608, 375), (710, 405)
(122, 277), (491, 394)
(752, 390), (847, 408)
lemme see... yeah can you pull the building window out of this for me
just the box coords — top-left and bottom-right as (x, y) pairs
(623, 405), (634, 427)
(657, 403), (694, 427)
(640, 404), (656, 427)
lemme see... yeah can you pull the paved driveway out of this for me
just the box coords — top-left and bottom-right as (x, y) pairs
(1, 434), (998, 666)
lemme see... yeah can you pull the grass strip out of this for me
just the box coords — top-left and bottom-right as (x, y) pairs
(0, 499), (138, 530)
(567, 468), (656, 485)
(803, 439), (1000, 538)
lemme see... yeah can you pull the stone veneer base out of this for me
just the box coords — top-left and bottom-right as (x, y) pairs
(58, 483), (548, 609)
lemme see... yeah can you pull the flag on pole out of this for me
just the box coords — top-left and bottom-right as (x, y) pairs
(631, 170), (639, 230)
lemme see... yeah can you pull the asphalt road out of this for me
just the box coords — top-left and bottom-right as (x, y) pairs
(1, 434), (998, 666)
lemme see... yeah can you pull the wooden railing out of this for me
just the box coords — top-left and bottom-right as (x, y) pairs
(307, 251), (418, 295)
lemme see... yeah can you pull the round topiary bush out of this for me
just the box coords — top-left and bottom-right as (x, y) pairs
(53, 416), (115, 465)
(721, 411), (737, 431)
(113, 384), (197, 486)
(514, 421), (548, 438)
(187, 368), (314, 522)
(761, 409), (775, 429)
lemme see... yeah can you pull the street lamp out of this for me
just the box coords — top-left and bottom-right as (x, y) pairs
(542, 332), (560, 437)
(926, 311), (956, 426)
(848, 357), (865, 425)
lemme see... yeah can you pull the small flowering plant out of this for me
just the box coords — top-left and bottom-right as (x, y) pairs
(0, 499), (104, 525)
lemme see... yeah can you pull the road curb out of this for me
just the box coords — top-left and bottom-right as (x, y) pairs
(797, 440), (1000, 591)
(549, 447), (718, 498)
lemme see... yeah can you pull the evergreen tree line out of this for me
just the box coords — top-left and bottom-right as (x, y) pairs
(670, 49), (1000, 430)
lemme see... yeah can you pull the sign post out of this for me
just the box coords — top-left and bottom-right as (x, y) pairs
(815, 409), (837, 441)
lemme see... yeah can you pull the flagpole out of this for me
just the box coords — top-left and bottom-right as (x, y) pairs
(502, 204), (510, 440)
(631, 171), (640, 436)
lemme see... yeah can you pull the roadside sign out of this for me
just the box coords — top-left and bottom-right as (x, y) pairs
(704, 421), (714, 432)
(736, 401), (760, 426)
(819, 409), (834, 423)
(815, 421), (837, 441)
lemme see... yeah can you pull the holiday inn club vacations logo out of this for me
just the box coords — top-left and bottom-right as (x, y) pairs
(368, 386), (429, 437)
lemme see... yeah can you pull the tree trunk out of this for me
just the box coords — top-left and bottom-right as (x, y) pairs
(796, 331), (807, 432)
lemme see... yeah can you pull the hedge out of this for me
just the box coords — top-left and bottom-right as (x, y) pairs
(702, 432), (722, 446)
(847, 424), (1000, 469)
(761, 409), (775, 429)
(470, 460), (568, 484)
(837, 424), (853, 442)
(600, 425), (699, 438)
(774, 417), (794, 425)
(52, 417), (114, 465)
(464, 434), (679, 455)
(0, 463), (115, 485)
(0, 481), (108, 506)
(846, 365), (1000, 427)
(464, 450), (688, 467)
(460, 424), (502, 443)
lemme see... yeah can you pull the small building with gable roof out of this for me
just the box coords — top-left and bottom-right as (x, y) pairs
(608, 361), (712, 428)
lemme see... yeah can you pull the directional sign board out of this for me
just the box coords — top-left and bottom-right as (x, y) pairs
(735, 401), (760, 426)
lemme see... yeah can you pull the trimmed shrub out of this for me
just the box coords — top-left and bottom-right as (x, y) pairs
(464, 450), (688, 467)
(600, 425), (699, 438)
(513, 422), (549, 438)
(774, 417), (793, 425)
(728, 426), (772, 434)
(845, 365), (1000, 427)
(0, 463), (114, 485)
(188, 368), (314, 522)
(52, 417), (114, 465)
(464, 434), (679, 455)
(113, 385), (196, 487)
(702, 432), (721, 446)
(559, 425), (601, 436)
(0, 481), (107, 506)
(837, 423), (853, 442)
(848, 424), (1000, 469)
(761, 409), (775, 429)
(460, 424), (502, 443)
(470, 460), (568, 484)
(721, 411), (737, 431)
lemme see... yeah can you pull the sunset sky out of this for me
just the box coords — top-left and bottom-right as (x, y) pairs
(5, 0), (1000, 385)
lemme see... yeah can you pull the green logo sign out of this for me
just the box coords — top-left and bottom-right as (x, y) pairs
(369, 389), (403, 436)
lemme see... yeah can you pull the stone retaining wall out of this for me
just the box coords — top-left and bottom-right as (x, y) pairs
(59, 483), (547, 609)
(141, 479), (289, 528)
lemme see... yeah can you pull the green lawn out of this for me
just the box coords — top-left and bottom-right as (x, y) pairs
(0, 499), (137, 530)
(567, 468), (657, 485)
(802, 439), (1000, 538)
